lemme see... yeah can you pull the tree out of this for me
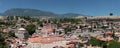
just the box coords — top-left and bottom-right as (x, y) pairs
(108, 40), (120, 48)
(7, 32), (15, 37)
(101, 26), (108, 29)
(0, 31), (8, 48)
(53, 29), (56, 34)
(21, 16), (31, 20)
(87, 37), (102, 46)
(78, 35), (82, 39)
(64, 28), (71, 34)
(25, 24), (36, 35)
(7, 16), (14, 20)
(37, 21), (43, 26)
(30, 18), (38, 22)
(109, 13), (113, 16)
(56, 23), (61, 27)
(87, 37), (120, 48)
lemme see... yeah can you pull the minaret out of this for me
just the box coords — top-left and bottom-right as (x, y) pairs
(14, 16), (16, 20)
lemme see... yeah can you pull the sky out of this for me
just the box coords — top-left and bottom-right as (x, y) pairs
(0, 0), (120, 16)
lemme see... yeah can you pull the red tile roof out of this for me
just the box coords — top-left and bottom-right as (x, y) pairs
(105, 31), (112, 34)
(28, 36), (65, 44)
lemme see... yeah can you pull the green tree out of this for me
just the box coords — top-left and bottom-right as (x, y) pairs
(64, 28), (71, 34)
(56, 23), (61, 27)
(108, 40), (120, 48)
(7, 32), (15, 37)
(30, 18), (38, 22)
(21, 16), (31, 20)
(25, 24), (36, 35)
(0, 31), (8, 48)
(7, 16), (14, 20)
(87, 37), (102, 46)
(109, 13), (113, 16)
(101, 26), (108, 29)
(38, 21), (43, 26)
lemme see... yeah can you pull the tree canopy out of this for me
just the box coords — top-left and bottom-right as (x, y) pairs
(109, 13), (113, 16)
(108, 40), (120, 48)
(25, 24), (36, 35)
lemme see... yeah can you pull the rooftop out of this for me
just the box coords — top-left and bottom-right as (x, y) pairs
(28, 35), (65, 44)
(18, 28), (26, 30)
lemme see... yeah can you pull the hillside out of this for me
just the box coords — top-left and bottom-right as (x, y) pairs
(0, 8), (85, 17)
(2, 8), (57, 16)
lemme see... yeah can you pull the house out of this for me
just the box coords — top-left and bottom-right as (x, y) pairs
(15, 28), (29, 40)
(26, 35), (68, 48)
(10, 38), (27, 48)
(96, 35), (113, 41)
(115, 32), (120, 41)
(0, 16), (6, 20)
(35, 26), (42, 33)
(2, 26), (9, 33)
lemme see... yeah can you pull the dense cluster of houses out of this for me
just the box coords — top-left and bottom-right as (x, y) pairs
(0, 16), (120, 48)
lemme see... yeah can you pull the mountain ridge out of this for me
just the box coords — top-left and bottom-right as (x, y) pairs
(0, 8), (86, 17)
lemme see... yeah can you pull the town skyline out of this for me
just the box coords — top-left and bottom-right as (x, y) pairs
(1, 0), (120, 48)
